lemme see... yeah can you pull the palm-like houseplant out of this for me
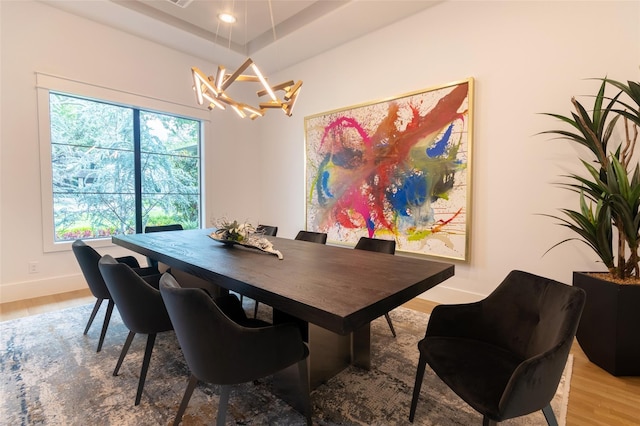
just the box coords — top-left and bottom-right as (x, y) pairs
(542, 77), (640, 376)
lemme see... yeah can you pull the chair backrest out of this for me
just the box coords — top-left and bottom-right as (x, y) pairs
(144, 224), (184, 233)
(98, 255), (172, 334)
(481, 270), (585, 360)
(295, 230), (327, 244)
(159, 273), (307, 385)
(485, 271), (586, 418)
(354, 237), (396, 255)
(256, 224), (278, 236)
(72, 239), (111, 300)
(144, 224), (183, 268)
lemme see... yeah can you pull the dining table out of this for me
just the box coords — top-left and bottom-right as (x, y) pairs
(112, 228), (455, 410)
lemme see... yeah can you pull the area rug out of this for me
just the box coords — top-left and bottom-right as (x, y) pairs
(0, 301), (571, 425)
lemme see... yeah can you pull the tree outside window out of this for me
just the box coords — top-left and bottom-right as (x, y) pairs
(50, 92), (201, 241)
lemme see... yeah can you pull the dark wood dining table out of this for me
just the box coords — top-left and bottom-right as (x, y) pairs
(113, 228), (454, 407)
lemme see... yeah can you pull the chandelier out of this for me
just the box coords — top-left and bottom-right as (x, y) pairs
(191, 59), (302, 120)
(190, 1), (302, 120)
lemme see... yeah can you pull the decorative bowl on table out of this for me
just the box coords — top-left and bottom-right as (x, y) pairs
(210, 219), (283, 259)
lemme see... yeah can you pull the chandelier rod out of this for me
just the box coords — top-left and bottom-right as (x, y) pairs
(268, 0), (277, 42)
(190, 0), (303, 119)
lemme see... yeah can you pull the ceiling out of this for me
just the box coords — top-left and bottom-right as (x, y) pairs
(114, 0), (348, 54)
(45, 0), (441, 73)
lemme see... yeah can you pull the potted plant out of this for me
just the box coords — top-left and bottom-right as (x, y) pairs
(542, 77), (640, 376)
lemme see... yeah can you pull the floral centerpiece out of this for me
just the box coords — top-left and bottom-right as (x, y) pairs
(211, 218), (283, 259)
(214, 219), (255, 242)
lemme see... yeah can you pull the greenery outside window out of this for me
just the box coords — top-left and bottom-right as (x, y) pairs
(37, 73), (210, 251)
(50, 93), (201, 241)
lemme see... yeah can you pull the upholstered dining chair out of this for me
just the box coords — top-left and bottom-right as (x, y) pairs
(354, 236), (397, 337)
(144, 224), (183, 270)
(409, 270), (586, 425)
(98, 254), (173, 406)
(256, 224), (278, 236)
(294, 230), (328, 244)
(159, 273), (312, 426)
(71, 239), (157, 352)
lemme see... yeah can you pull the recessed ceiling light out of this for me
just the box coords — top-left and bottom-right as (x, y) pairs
(218, 13), (236, 24)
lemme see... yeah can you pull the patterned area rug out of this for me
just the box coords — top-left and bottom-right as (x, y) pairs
(0, 300), (571, 425)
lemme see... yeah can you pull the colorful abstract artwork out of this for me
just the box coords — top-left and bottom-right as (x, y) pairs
(304, 79), (473, 261)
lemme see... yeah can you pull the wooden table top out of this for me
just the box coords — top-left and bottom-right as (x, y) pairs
(113, 228), (454, 335)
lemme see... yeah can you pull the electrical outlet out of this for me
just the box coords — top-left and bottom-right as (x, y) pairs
(28, 261), (39, 274)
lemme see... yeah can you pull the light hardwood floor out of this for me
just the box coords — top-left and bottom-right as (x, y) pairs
(1, 292), (639, 425)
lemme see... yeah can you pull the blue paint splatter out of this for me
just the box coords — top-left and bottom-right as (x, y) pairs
(321, 171), (333, 198)
(316, 157), (333, 206)
(427, 123), (453, 158)
(387, 174), (428, 215)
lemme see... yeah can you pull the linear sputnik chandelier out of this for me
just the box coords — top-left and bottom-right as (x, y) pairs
(191, 58), (302, 120)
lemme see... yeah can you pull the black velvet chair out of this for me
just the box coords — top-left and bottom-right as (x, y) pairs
(256, 224), (278, 236)
(354, 236), (397, 337)
(409, 270), (586, 425)
(159, 273), (311, 426)
(144, 224), (183, 270)
(71, 240), (157, 352)
(295, 230), (327, 244)
(98, 254), (173, 406)
(144, 223), (184, 233)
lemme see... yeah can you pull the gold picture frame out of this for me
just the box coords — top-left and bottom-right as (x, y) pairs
(304, 78), (474, 261)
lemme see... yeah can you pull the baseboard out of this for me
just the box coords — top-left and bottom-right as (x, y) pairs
(0, 274), (87, 303)
(418, 284), (485, 304)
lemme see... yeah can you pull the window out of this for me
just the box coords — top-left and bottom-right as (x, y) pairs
(50, 93), (201, 242)
(37, 73), (210, 251)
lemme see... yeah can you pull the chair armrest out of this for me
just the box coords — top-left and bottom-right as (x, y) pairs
(498, 343), (571, 419)
(426, 301), (484, 339)
(141, 273), (163, 289)
(115, 255), (141, 268)
(229, 322), (308, 382)
(245, 322), (306, 355)
(133, 266), (161, 276)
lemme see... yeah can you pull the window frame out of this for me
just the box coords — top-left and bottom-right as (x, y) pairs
(36, 72), (211, 252)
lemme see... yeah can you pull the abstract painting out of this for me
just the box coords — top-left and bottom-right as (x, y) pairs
(304, 78), (473, 261)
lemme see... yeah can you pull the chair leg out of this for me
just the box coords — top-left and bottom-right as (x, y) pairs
(409, 351), (427, 422)
(84, 298), (103, 335)
(96, 299), (114, 352)
(297, 358), (312, 426)
(135, 333), (157, 406)
(238, 294), (261, 318)
(542, 404), (558, 426)
(174, 374), (198, 426)
(114, 331), (136, 376)
(384, 313), (396, 337)
(216, 385), (231, 426)
(483, 417), (498, 426)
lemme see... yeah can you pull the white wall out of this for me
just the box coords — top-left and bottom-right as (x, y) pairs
(256, 0), (640, 302)
(0, 1), (258, 301)
(1, 1), (639, 303)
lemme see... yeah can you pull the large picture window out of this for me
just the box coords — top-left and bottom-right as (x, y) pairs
(49, 92), (201, 242)
(36, 72), (210, 251)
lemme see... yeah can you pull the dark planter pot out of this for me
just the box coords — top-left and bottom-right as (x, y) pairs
(573, 271), (640, 376)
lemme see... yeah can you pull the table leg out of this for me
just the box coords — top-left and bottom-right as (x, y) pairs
(307, 323), (351, 388)
(272, 309), (371, 414)
(351, 323), (371, 370)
